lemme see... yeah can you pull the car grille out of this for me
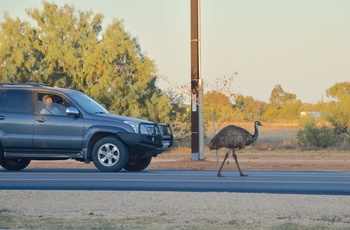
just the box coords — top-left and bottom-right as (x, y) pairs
(139, 123), (159, 135)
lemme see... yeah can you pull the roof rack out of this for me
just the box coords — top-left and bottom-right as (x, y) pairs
(26, 82), (48, 87)
(0, 82), (48, 87)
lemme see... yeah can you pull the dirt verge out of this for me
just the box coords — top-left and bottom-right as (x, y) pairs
(27, 149), (350, 173)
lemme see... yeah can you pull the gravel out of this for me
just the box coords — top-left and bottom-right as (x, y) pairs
(1, 190), (350, 229)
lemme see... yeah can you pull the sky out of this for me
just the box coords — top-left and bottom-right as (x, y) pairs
(1, 0), (349, 103)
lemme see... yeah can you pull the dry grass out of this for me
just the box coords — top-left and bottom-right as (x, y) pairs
(254, 129), (299, 150)
(173, 121), (350, 151)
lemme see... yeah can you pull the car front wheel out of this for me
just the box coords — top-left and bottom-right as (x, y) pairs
(92, 137), (129, 172)
(124, 157), (152, 172)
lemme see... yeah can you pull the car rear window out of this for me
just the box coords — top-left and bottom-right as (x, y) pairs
(0, 90), (32, 114)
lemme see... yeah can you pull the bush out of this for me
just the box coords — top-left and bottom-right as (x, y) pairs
(297, 122), (339, 148)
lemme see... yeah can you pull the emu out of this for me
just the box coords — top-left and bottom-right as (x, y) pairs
(208, 121), (262, 177)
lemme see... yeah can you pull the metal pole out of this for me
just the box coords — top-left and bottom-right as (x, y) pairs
(198, 78), (205, 160)
(190, 0), (204, 160)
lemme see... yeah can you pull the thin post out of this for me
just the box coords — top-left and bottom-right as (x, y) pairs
(190, 0), (203, 160)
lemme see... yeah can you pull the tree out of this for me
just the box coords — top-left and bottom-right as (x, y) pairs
(204, 74), (238, 136)
(165, 88), (191, 140)
(89, 19), (171, 121)
(278, 100), (303, 120)
(264, 84), (301, 121)
(269, 84), (296, 107)
(0, 1), (171, 122)
(233, 95), (263, 121)
(326, 81), (350, 99)
(204, 90), (234, 130)
(0, 12), (36, 82)
(324, 82), (350, 136)
(25, 3), (104, 87)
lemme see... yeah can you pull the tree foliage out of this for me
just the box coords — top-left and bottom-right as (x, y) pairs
(326, 81), (350, 99)
(324, 82), (350, 136)
(204, 74), (237, 135)
(0, 1), (171, 122)
(0, 12), (35, 82)
(233, 95), (265, 121)
(165, 88), (190, 139)
(204, 90), (234, 130)
(264, 84), (302, 121)
(269, 84), (297, 106)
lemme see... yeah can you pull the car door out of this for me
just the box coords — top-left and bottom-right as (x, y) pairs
(33, 92), (84, 152)
(0, 89), (34, 151)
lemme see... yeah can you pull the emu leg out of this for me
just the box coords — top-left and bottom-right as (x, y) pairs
(217, 151), (230, 177)
(232, 150), (248, 176)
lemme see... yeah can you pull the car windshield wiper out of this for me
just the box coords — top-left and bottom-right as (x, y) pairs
(95, 111), (107, 114)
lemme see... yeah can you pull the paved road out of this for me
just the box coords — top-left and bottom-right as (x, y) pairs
(0, 169), (349, 195)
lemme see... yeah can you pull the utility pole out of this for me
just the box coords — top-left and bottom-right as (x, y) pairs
(190, 0), (204, 160)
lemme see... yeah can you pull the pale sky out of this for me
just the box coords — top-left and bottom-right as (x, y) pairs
(1, 0), (349, 103)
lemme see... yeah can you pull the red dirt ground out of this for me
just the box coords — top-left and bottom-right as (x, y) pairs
(28, 149), (349, 173)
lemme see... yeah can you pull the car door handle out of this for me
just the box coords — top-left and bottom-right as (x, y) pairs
(36, 117), (46, 122)
(0, 115), (6, 120)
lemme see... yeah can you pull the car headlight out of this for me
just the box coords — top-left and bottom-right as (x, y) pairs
(124, 121), (160, 135)
(140, 123), (158, 135)
(123, 121), (139, 133)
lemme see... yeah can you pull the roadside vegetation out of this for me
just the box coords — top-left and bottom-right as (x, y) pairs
(1, 1), (349, 151)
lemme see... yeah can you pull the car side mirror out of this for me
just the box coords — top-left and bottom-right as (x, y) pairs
(66, 107), (80, 116)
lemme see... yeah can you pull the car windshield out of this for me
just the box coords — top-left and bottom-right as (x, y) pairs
(70, 93), (109, 114)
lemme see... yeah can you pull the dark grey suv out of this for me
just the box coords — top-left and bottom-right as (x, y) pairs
(0, 83), (173, 172)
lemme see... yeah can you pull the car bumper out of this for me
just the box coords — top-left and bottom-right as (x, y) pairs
(118, 132), (173, 157)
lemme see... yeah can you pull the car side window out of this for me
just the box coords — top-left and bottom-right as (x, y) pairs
(38, 93), (71, 116)
(3, 90), (32, 114)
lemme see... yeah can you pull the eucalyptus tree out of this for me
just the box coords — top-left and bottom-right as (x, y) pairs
(325, 82), (350, 136)
(264, 84), (302, 121)
(25, 2), (103, 88)
(0, 12), (36, 82)
(0, 1), (171, 122)
(88, 19), (171, 122)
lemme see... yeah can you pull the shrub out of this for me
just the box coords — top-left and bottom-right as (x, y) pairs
(297, 122), (339, 148)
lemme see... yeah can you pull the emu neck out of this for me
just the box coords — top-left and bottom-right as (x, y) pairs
(252, 124), (259, 142)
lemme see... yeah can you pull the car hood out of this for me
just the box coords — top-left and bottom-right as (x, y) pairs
(97, 113), (155, 124)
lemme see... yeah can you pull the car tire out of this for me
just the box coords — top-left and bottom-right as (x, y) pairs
(124, 157), (152, 172)
(91, 137), (128, 172)
(0, 149), (31, 171)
